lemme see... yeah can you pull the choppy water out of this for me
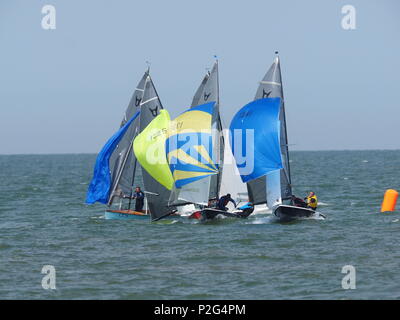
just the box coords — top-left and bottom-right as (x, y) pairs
(0, 151), (399, 299)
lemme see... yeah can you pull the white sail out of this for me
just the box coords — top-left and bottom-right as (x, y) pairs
(266, 169), (282, 208)
(219, 130), (247, 210)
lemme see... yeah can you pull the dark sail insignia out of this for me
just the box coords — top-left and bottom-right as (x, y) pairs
(135, 96), (141, 107)
(120, 73), (147, 128)
(239, 109), (252, 118)
(149, 105), (159, 117)
(262, 89), (272, 98)
(204, 92), (211, 101)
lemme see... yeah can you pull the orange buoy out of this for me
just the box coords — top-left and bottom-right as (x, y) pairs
(381, 189), (398, 212)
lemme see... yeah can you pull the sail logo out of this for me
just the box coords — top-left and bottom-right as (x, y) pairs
(230, 128), (255, 176)
(262, 89), (272, 98)
(204, 92), (211, 101)
(166, 131), (215, 165)
(149, 127), (168, 141)
(239, 110), (252, 119)
(341, 5), (356, 30)
(135, 96), (142, 107)
(41, 5), (56, 30)
(149, 106), (159, 117)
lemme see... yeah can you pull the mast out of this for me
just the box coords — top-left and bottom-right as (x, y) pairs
(215, 57), (225, 198)
(275, 51), (292, 186)
(127, 125), (140, 210)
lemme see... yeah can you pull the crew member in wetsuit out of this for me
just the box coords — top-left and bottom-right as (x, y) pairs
(291, 195), (307, 208)
(237, 202), (255, 217)
(133, 187), (145, 212)
(304, 192), (318, 211)
(217, 193), (236, 211)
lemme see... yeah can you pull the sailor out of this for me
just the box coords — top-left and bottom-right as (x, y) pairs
(217, 193), (236, 211)
(237, 202), (254, 217)
(133, 186), (145, 212)
(304, 192), (318, 210)
(291, 195), (307, 208)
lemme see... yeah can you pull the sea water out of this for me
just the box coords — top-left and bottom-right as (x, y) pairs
(0, 150), (399, 299)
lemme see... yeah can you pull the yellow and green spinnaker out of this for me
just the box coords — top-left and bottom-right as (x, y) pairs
(133, 109), (174, 190)
(166, 102), (218, 188)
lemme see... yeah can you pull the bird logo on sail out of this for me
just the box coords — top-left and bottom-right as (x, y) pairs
(262, 89), (272, 98)
(204, 92), (211, 101)
(135, 96), (141, 107)
(149, 105), (159, 117)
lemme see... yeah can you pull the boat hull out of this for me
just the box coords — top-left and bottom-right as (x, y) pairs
(200, 208), (253, 221)
(273, 205), (315, 221)
(105, 209), (149, 220)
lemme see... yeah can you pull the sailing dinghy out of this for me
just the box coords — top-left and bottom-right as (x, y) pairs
(86, 69), (176, 221)
(166, 60), (254, 221)
(230, 53), (321, 222)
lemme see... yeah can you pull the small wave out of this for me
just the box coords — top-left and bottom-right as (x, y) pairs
(90, 215), (105, 220)
(246, 216), (273, 224)
(155, 219), (179, 225)
(305, 212), (326, 220)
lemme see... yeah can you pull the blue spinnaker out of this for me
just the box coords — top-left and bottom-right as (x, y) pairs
(86, 111), (140, 204)
(229, 97), (282, 183)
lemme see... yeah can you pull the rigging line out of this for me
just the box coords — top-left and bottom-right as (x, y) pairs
(127, 78), (146, 209)
(107, 140), (133, 206)
(127, 157), (138, 211)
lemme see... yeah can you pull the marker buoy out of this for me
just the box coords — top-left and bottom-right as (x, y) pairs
(381, 189), (398, 212)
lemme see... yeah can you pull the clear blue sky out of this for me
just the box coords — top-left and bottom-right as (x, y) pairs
(1, 0), (399, 154)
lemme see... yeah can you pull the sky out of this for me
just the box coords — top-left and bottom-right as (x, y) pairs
(0, 0), (399, 154)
